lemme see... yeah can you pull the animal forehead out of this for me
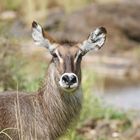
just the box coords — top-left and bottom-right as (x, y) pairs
(56, 45), (80, 57)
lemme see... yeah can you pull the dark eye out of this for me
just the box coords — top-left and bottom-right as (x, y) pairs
(78, 54), (82, 61)
(75, 52), (82, 59)
(79, 53), (83, 58)
(52, 53), (58, 58)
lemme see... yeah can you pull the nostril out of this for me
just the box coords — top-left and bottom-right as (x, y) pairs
(62, 75), (69, 84)
(70, 75), (77, 84)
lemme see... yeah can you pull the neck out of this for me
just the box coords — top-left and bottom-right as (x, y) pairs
(37, 63), (83, 139)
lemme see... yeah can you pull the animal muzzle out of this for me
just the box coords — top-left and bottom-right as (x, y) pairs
(59, 73), (78, 91)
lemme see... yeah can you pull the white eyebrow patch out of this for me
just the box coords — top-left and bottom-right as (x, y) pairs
(74, 50), (82, 63)
(55, 49), (63, 63)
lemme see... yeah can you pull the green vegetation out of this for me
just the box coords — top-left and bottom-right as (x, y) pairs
(0, 38), (47, 91)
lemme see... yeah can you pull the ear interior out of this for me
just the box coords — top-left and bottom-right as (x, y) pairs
(80, 27), (107, 54)
(32, 21), (57, 52)
(89, 27), (107, 48)
(32, 21), (45, 45)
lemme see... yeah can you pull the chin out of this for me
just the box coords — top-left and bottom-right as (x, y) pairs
(62, 87), (77, 93)
(59, 80), (79, 93)
(59, 85), (78, 93)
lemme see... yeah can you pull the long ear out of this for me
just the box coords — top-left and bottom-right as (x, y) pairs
(32, 21), (56, 53)
(80, 27), (107, 55)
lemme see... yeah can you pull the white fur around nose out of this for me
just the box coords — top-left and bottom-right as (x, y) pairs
(59, 73), (78, 89)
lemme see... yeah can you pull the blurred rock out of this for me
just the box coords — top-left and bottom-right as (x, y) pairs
(77, 117), (140, 140)
(122, 0), (140, 5)
(0, 11), (17, 20)
(99, 2), (140, 42)
(132, 129), (140, 140)
(44, 8), (65, 31)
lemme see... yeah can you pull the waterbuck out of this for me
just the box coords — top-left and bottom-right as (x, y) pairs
(0, 21), (107, 140)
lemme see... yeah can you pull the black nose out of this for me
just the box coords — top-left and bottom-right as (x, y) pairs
(62, 74), (77, 85)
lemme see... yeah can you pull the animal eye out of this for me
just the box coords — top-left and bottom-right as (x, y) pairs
(52, 53), (58, 58)
(75, 52), (82, 59)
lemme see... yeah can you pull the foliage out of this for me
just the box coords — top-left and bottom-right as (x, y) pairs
(0, 38), (25, 91)
(0, 38), (47, 91)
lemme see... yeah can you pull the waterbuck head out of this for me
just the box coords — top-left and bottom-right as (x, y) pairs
(32, 21), (107, 92)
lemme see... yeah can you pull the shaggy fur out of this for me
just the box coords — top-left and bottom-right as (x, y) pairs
(0, 63), (82, 140)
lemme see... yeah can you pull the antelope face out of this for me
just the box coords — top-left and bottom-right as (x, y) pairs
(32, 21), (107, 92)
(51, 45), (82, 92)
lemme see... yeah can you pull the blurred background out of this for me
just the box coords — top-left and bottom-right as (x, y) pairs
(0, 0), (140, 139)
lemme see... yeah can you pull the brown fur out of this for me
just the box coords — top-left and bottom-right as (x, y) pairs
(43, 29), (56, 43)
(0, 45), (83, 140)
